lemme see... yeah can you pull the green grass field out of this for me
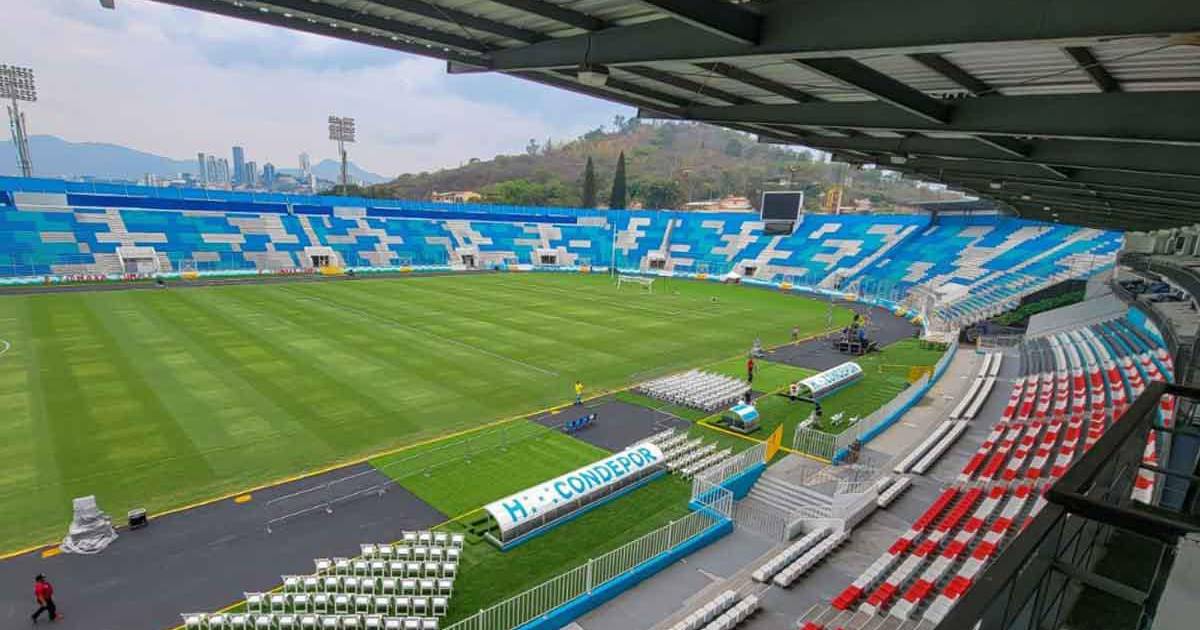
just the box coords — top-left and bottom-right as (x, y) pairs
(0, 273), (845, 552)
(368, 421), (691, 620)
(439, 475), (692, 622)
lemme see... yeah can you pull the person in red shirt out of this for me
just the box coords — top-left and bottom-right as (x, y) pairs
(32, 574), (58, 623)
(746, 357), (755, 383)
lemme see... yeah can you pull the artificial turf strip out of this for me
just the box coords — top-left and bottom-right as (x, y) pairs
(371, 422), (608, 517)
(437, 475), (693, 623)
(0, 273), (844, 552)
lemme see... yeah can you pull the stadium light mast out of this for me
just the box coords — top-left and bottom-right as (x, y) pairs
(1, 65), (37, 178)
(328, 115), (356, 190)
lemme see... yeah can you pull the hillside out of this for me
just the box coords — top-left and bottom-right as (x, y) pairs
(371, 121), (955, 211)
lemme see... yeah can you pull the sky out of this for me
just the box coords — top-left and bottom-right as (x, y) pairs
(2, 0), (629, 178)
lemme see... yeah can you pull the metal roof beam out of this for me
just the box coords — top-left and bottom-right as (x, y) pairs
(1064, 46), (1122, 93)
(910, 171), (1200, 217)
(485, 0), (1200, 70)
(263, 0), (492, 53)
(908, 53), (994, 96)
(511, 70), (684, 113)
(484, 0), (605, 31)
(148, 0), (484, 64)
(634, 0), (761, 45)
(622, 66), (752, 105)
(797, 57), (951, 123)
(700, 62), (819, 103)
(367, 0), (546, 43)
(639, 92), (1200, 146)
(901, 158), (1200, 198)
(755, 134), (1200, 179)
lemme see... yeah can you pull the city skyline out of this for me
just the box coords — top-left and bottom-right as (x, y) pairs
(3, 0), (627, 178)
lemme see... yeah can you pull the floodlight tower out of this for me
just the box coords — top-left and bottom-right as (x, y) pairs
(1, 65), (37, 178)
(327, 115), (356, 190)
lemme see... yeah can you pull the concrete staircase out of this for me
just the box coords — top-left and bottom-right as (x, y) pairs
(746, 476), (833, 517)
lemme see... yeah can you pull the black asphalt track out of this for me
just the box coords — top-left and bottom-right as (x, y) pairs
(0, 464), (444, 630)
(533, 400), (692, 452)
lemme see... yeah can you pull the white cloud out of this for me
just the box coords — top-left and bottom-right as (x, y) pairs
(4, 0), (628, 177)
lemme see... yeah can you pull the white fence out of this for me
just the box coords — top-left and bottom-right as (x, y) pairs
(733, 500), (790, 541)
(791, 341), (959, 462)
(445, 484), (732, 630)
(691, 442), (767, 500)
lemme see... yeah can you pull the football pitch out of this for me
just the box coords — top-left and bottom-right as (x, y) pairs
(0, 272), (846, 553)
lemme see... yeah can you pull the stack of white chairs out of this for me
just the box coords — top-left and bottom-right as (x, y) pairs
(752, 527), (831, 583)
(663, 437), (704, 462)
(680, 449), (732, 478)
(646, 428), (677, 446)
(773, 530), (848, 587)
(637, 370), (751, 411)
(188, 533), (465, 630)
(668, 443), (716, 471)
(667, 590), (741, 630)
(655, 432), (691, 453)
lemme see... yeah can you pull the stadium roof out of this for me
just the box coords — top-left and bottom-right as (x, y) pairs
(151, 0), (1200, 231)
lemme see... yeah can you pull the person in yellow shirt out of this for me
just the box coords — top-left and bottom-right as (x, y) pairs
(574, 380), (584, 405)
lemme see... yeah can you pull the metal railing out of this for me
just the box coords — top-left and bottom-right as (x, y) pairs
(445, 484), (732, 630)
(691, 442), (767, 501)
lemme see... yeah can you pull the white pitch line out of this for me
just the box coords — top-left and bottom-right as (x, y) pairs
(0, 339), (9, 359)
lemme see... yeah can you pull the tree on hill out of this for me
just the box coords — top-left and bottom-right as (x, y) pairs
(634, 178), (681, 209)
(610, 152), (627, 209)
(581, 157), (598, 208)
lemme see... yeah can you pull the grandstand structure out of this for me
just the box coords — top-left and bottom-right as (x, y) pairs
(3, 2), (1200, 629)
(0, 178), (1121, 335)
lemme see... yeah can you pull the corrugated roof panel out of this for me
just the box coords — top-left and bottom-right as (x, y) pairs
(740, 60), (875, 102)
(250, 0), (514, 50)
(1092, 39), (1200, 84)
(945, 45), (1097, 95)
(854, 53), (964, 95)
(609, 68), (731, 106)
(647, 61), (782, 103)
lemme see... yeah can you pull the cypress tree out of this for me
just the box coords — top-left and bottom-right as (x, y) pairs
(610, 151), (627, 209)
(581, 156), (597, 207)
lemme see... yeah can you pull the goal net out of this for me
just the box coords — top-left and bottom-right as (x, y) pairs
(617, 274), (654, 293)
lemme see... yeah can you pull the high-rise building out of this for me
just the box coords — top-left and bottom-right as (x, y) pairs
(206, 155), (218, 185)
(197, 152), (208, 184)
(245, 161), (258, 187)
(216, 158), (231, 185)
(299, 152), (313, 192)
(232, 145), (245, 185)
(262, 162), (276, 188)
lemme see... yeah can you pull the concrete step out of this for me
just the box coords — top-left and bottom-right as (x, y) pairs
(757, 476), (833, 505)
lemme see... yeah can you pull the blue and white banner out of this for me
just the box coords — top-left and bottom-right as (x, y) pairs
(484, 443), (665, 536)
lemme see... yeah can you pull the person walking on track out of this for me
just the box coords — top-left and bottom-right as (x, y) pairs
(31, 574), (59, 623)
(574, 380), (584, 405)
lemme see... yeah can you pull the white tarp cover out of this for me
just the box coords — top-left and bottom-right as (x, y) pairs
(60, 495), (118, 555)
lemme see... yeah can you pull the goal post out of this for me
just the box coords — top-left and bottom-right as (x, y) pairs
(617, 274), (654, 293)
